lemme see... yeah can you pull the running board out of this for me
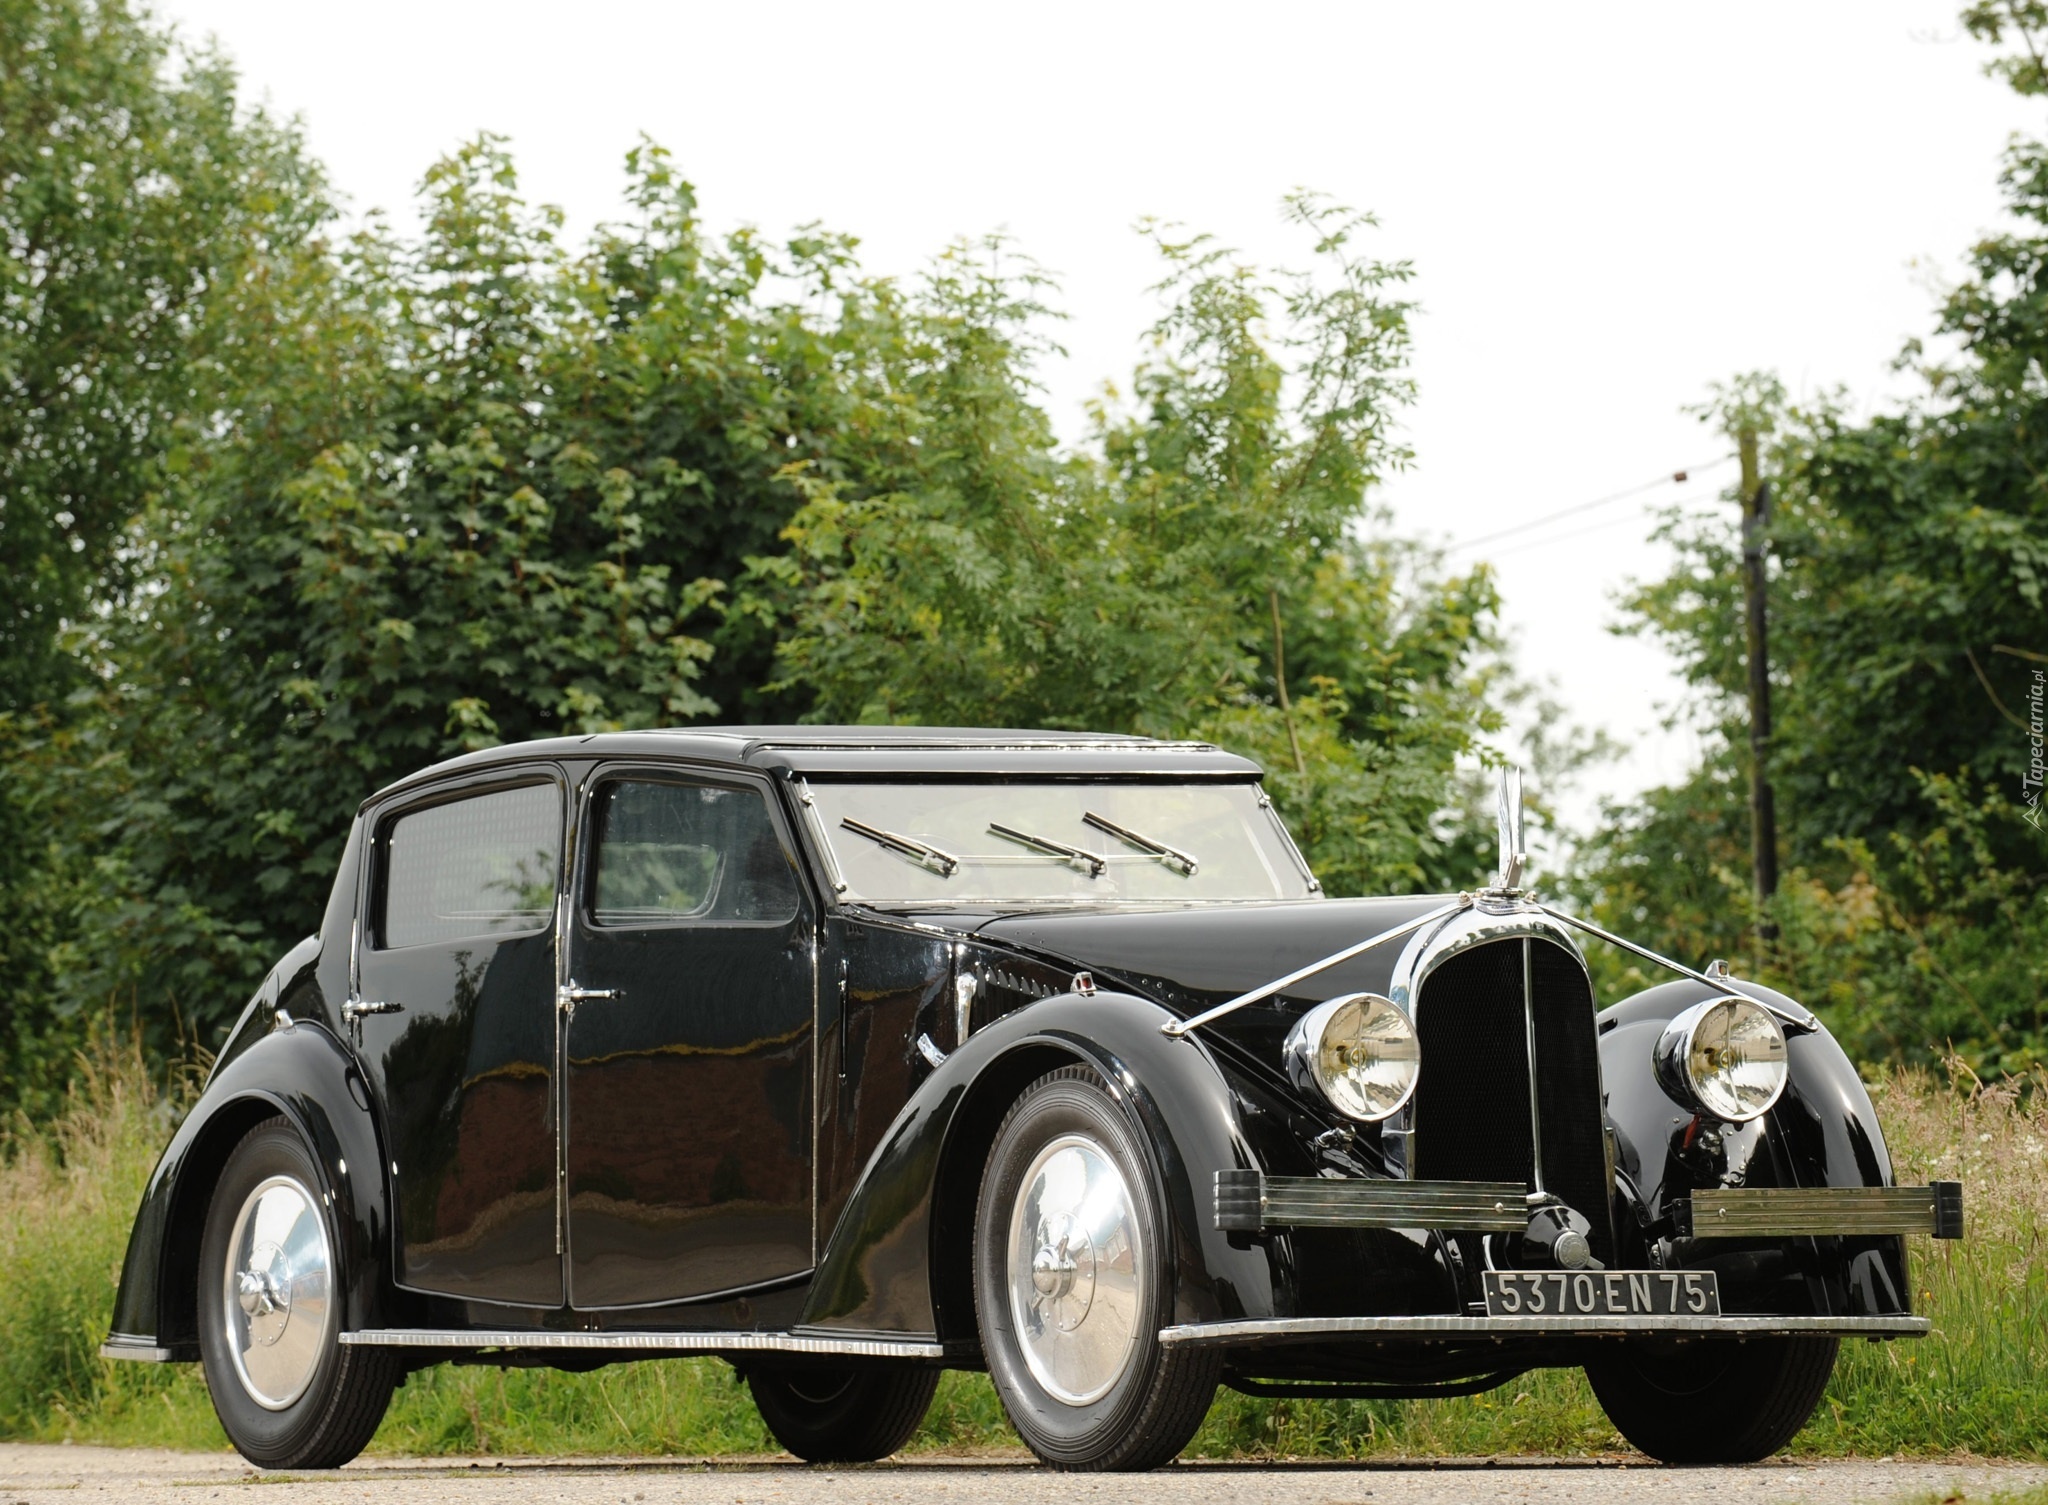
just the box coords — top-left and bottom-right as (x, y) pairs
(338, 1328), (944, 1359)
(1159, 1313), (1932, 1348)
(1671, 1183), (1964, 1240)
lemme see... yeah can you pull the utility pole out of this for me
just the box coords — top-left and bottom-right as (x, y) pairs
(1737, 427), (1778, 944)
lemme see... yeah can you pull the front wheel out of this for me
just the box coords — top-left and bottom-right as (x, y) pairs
(196, 1117), (399, 1468)
(973, 1065), (1220, 1470)
(745, 1364), (938, 1461)
(1586, 1335), (1839, 1462)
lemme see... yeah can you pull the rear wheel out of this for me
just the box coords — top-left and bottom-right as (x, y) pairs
(973, 1065), (1220, 1470)
(745, 1364), (938, 1461)
(1586, 1335), (1839, 1462)
(197, 1117), (399, 1468)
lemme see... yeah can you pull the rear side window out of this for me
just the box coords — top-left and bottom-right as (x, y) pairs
(381, 783), (561, 948)
(590, 779), (799, 926)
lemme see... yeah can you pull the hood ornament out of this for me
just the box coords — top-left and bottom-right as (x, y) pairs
(1493, 765), (1527, 894)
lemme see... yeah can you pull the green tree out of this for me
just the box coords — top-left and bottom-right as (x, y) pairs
(763, 198), (1507, 894)
(4, 69), (1512, 1080)
(1572, 3), (2048, 1070)
(0, 0), (329, 1100)
(0, 0), (326, 710)
(44, 138), (893, 1047)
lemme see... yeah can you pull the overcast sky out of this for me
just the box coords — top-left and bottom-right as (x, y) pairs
(154, 0), (2038, 835)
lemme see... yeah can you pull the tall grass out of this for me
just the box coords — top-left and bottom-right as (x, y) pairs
(2, 1043), (2041, 1458)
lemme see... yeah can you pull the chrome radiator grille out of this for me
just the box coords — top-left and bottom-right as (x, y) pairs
(1409, 936), (1613, 1262)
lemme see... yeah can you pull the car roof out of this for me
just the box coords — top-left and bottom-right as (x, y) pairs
(363, 726), (1265, 808)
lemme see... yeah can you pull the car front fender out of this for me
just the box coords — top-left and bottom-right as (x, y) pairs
(1598, 976), (1912, 1316)
(799, 989), (1278, 1346)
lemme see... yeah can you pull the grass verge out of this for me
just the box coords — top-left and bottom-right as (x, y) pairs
(3, 1042), (2041, 1459)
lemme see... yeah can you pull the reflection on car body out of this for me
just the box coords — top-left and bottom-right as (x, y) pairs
(101, 728), (1963, 1472)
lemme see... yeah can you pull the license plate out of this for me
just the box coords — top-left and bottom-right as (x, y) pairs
(1483, 1269), (1721, 1317)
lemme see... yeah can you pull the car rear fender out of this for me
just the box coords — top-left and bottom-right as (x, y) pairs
(107, 1019), (398, 1357)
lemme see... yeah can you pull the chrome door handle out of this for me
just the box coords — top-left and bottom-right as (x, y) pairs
(342, 996), (401, 1024)
(556, 981), (622, 1015)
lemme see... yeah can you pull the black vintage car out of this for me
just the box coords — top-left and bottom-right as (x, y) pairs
(103, 728), (1961, 1471)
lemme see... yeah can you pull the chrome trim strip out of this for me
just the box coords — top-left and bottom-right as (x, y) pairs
(1674, 1185), (1962, 1239)
(794, 779), (849, 896)
(554, 886), (570, 1259)
(1256, 790), (1323, 895)
(339, 1329), (946, 1359)
(1161, 898), (1470, 1038)
(1519, 937), (1545, 1195)
(1386, 903), (1586, 1009)
(1157, 1313), (1932, 1347)
(1216, 1171), (1527, 1232)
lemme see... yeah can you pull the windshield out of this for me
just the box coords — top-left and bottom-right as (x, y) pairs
(803, 781), (1317, 907)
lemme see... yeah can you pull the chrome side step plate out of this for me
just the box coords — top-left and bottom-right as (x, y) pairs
(339, 1329), (944, 1359)
(1159, 1313), (1932, 1348)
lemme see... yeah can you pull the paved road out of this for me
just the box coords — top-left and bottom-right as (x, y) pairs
(3, 1444), (2043, 1505)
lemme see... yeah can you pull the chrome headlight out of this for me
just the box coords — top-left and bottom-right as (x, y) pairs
(1284, 992), (1420, 1122)
(1653, 996), (1789, 1123)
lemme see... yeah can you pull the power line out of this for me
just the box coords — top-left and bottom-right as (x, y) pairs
(1484, 509), (1668, 562)
(1446, 454), (1735, 556)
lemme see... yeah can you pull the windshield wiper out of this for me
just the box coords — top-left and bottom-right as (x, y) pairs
(840, 817), (959, 877)
(1083, 812), (1200, 876)
(988, 822), (1106, 877)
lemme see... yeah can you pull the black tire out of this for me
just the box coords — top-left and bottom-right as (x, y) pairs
(197, 1116), (400, 1469)
(973, 1065), (1220, 1470)
(1586, 1335), (1839, 1463)
(745, 1363), (939, 1462)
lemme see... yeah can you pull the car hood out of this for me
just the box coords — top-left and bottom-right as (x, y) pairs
(972, 895), (1453, 1060)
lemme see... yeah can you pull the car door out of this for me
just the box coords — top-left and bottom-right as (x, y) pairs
(352, 770), (566, 1306)
(562, 767), (815, 1308)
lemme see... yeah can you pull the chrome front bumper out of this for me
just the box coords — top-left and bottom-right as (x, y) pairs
(1673, 1183), (1964, 1240)
(1217, 1171), (1965, 1240)
(1214, 1171), (1529, 1231)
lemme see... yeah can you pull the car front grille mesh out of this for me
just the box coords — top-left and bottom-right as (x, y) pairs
(1410, 937), (1612, 1262)
(1528, 939), (1614, 1261)
(1410, 941), (1531, 1185)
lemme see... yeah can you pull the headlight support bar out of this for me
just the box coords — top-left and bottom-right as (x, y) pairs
(1532, 901), (1812, 1029)
(1160, 897), (1471, 1038)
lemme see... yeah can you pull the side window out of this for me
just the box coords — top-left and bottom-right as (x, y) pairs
(380, 783), (561, 949)
(590, 779), (800, 927)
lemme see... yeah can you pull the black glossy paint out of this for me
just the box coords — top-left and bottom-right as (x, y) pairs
(563, 769), (816, 1308)
(107, 727), (1925, 1369)
(802, 986), (1278, 1339)
(354, 771), (567, 1307)
(815, 915), (955, 1276)
(108, 1017), (402, 1354)
(1599, 977), (1912, 1316)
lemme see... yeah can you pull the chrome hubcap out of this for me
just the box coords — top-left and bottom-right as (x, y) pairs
(1007, 1134), (1144, 1406)
(221, 1175), (332, 1410)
